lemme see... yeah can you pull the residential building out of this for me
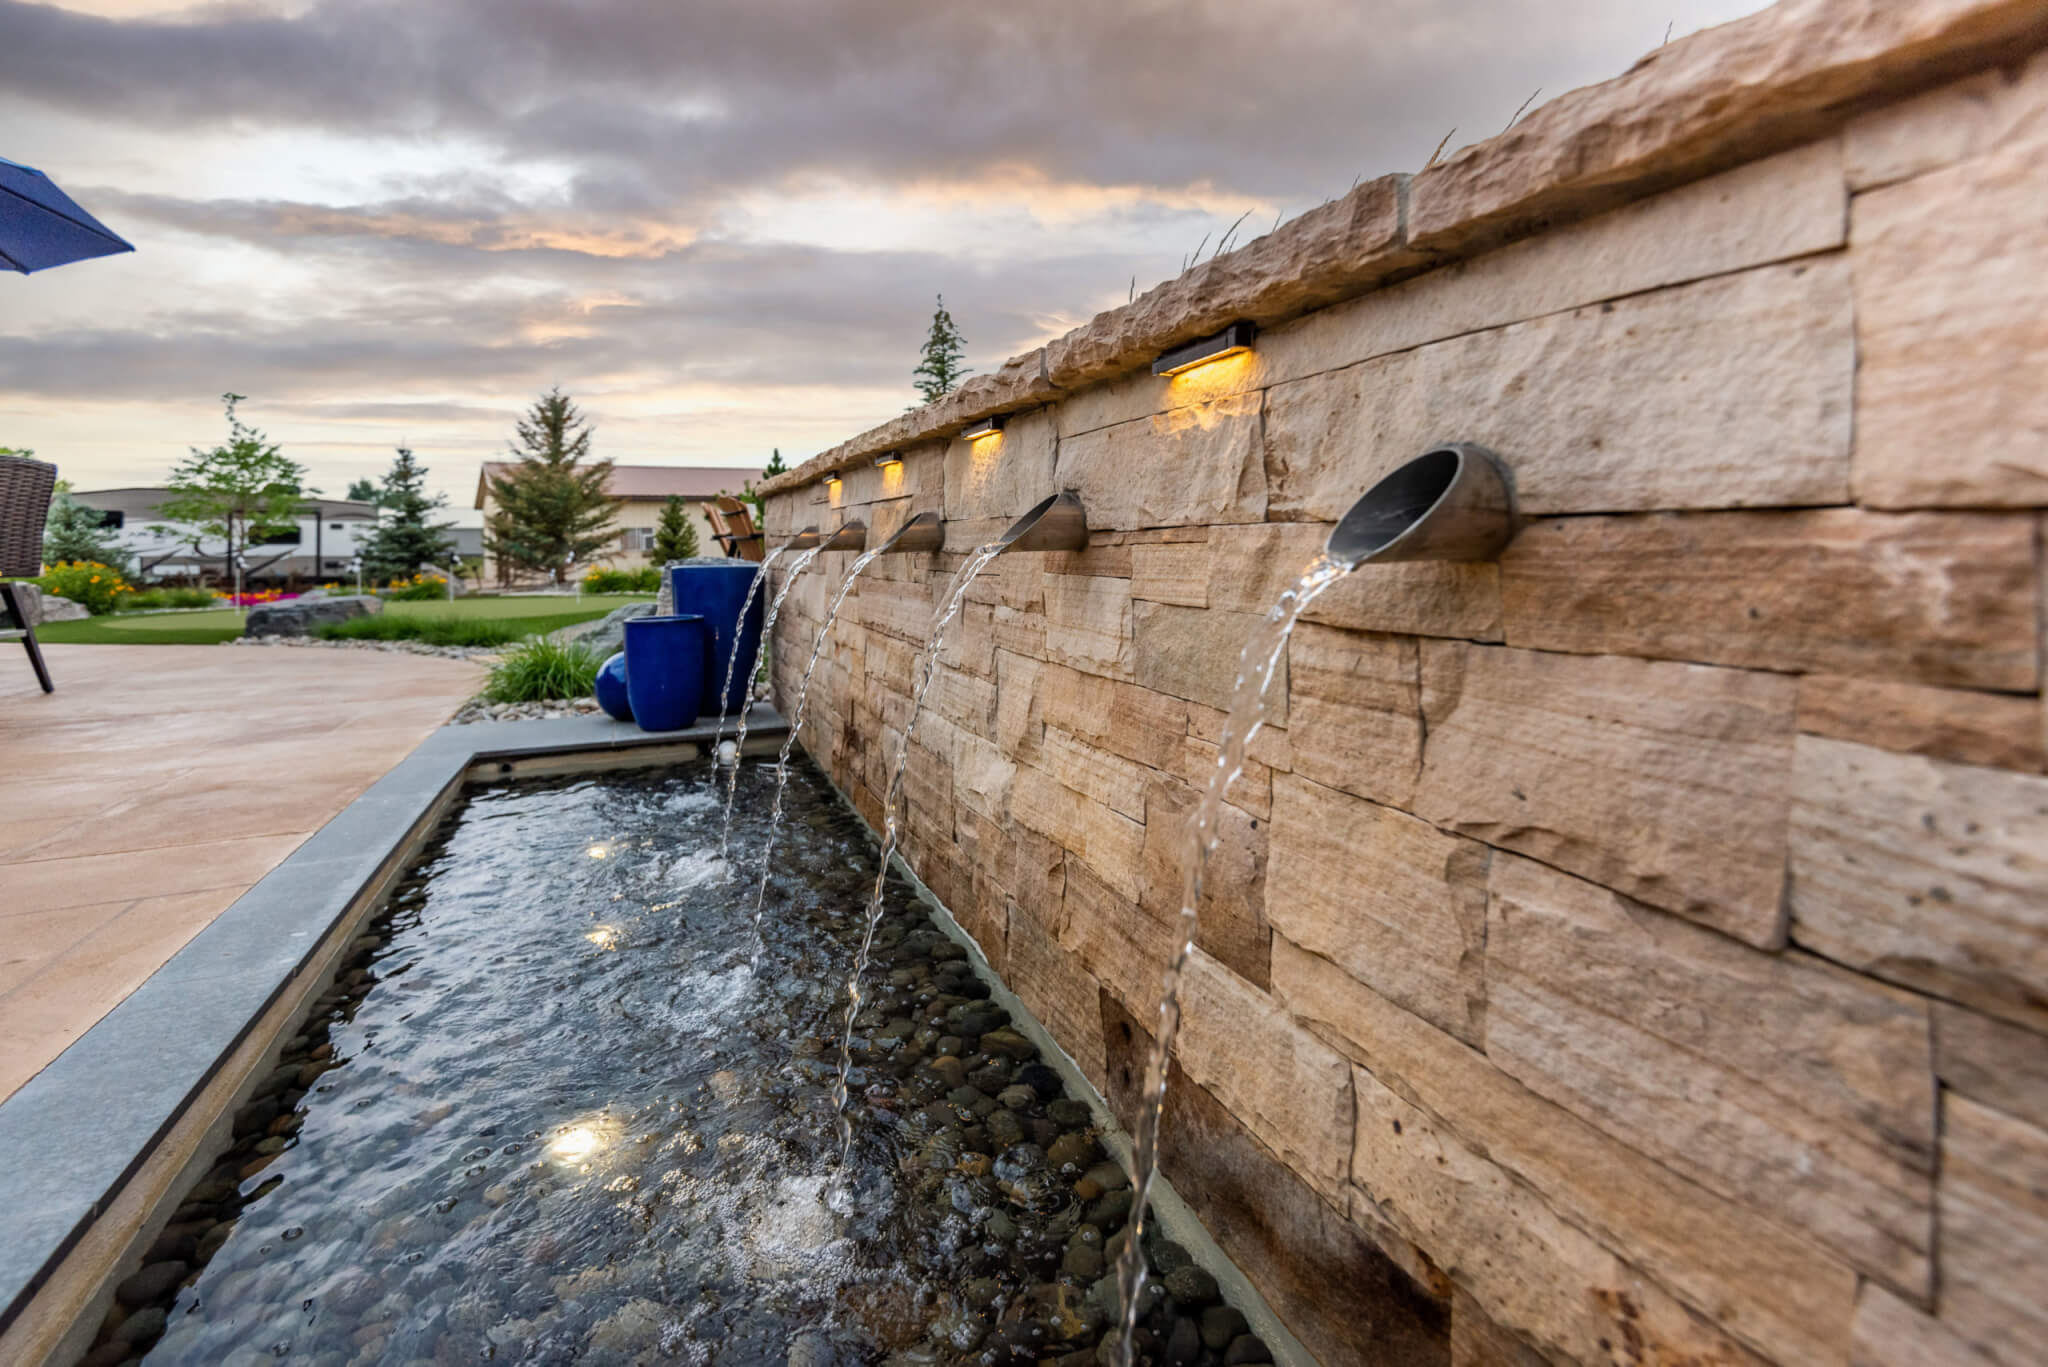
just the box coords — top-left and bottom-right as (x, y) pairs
(472, 463), (754, 581)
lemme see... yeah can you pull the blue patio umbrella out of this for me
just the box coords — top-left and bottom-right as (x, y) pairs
(0, 155), (134, 274)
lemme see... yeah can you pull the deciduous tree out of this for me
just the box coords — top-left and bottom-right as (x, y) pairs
(153, 393), (305, 569)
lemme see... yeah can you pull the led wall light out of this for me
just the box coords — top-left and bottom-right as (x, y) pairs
(960, 413), (1006, 441)
(1152, 321), (1257, 377)
(873, 450), (903, 468)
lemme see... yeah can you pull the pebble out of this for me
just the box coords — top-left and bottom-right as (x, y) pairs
(1163, 1263), (1220, 1306)
(1223, 1332), (1274, 1365)
(115, 1260), (187, 1307)
(1201, 1305), (1251, 1350)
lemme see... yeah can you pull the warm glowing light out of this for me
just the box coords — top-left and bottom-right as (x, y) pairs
(546, 1113), (623, 1166)
(960, 413), (1006, 441)
(872, 450), (902, 467)
(826, 475), (843, 509)
(1165, 348), (1255, 404)
(1152, 321), (1257, 377)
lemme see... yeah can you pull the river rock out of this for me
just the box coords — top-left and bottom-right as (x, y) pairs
(115, 1259), (188, 1307)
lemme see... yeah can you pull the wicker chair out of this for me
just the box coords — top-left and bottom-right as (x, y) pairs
(0, 453), (57, 692)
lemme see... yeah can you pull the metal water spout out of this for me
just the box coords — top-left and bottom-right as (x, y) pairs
(1326, 442), (1515, 569)
(787, 521), (868, 552)
(875, 511), (944, 554)
(995, 491), (1088, 554)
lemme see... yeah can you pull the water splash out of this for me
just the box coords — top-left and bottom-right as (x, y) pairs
(746, 544), (886, 967)
(832, 542), (1005, 1165)
(1113, 550), (1351, 1366)
(718, 545), (819, 861)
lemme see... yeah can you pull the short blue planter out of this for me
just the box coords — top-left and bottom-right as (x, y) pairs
(622, 615), (709, 732)
(593, 651), (633, 722)
(670, 561), (764, 716)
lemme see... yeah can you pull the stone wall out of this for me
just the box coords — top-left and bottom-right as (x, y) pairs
(762, 5), (2048, 1363)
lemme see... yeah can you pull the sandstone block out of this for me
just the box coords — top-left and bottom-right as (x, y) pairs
(1053, 392), (1266, 530)
(950, 728), (1015, 826)
(1844, 47), (2048, 191)
(1129, 1037), (1452, 1367)
(1268, 774), (1488, 1046)
(1350, 1067), (1772, 1367)
(1272, 935), (1857, 1367)
(1450, 1289), (1546, 1367)
(1009, 766), (1145, 902)
(999, 824), (1066, 932)
(1042, 574), (1133, 680)
(1501, 508), (2039, 690)
(937, 601), (997, 680)
(1140, 773), (1271, 990)
(1933, 1001), (2048, 1133)
(1174, 731), (1275, 823)
(1034, 659), (1189, 772)
(1004, 903), (1106, 1092)
(1306, 561), (1503, 643)
(1129, 541), (1209, 607)
(1852, 139), (2048, 507)
(1177, 949), (1353, 1206)
(942, 407), (1056, 523)
(1134, 602), (1288, 719)
(1414, 642), (1798, 947)
(1850, 1283), (2000, 1367)
(1057, 854), (1169, 1010)
(1268, 139), (1843, 390)
(1937, 1095), (2048, 1366)
(1486, 853), (1934, 1293)
(1788, 735), (2048, 1032)
(992, 650), (1043, 760)
(990, 602), (1044, 658)
(1038, 726), (1147, 821)
(1799, 674), (2044, 772)
(854, 577), (935, 643)
(1286, 624), (1424, 811)
(1264, 258), (1854, 522)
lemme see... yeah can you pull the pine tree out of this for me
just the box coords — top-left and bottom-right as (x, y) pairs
(652, 496), (700, 563)
(912, 295), (969, 404)
(359, 447), (458, 586)
(43, 481), (129, 572)
(483, 388), (618, 581)
(153, 394), (306, 569)
(345, 477), (389, 506)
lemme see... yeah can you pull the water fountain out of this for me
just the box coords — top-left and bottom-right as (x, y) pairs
(832, 493), (1088, 1162)
(1113, 442), (1516, 1363)
(746, 515), (939, 966)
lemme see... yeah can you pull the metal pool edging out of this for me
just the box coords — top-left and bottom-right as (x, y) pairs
(0, 707), (787, 1363)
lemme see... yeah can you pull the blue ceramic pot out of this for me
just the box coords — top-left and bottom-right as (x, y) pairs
(669, 561), (764, 716)
(622, 615), (709, 732)
(593, 651), (633, 722)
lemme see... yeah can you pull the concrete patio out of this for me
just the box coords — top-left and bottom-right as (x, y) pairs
(0, 643), (484, 1101)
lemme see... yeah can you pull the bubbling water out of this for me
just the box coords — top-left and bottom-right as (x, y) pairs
(1113, 550), (1353, 1367)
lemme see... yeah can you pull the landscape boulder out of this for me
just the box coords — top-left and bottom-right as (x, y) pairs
(243, 594), (382, 638)
(565, 601), (656, 660)
(9, 586), (89, 624)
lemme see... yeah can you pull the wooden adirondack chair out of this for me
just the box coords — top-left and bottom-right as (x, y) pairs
(711, 496), (765, 562)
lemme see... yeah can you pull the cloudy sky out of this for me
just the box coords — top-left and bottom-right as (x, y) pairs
(1, 0), (1767, 522)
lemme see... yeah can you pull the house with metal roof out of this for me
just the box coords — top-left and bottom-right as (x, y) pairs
(472, 463), (757, 582)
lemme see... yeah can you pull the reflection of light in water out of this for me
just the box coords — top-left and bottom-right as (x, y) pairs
(585, 925), (620, 950)
(716, 740), (738, 767)
(546, 1113), (624, 1170)
(585, 840), (617, 860)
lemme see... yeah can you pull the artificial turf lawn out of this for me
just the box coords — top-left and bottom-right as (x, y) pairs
(33, 595), (654, 647)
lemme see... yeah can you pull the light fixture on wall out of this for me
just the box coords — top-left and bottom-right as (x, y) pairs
(873, 450), (903, 468)
(1152, 321), (1256, 377)
(960, 413), (1006, 442)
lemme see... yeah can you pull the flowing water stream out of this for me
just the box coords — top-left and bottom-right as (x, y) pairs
(720, 545), (820, 860)
(1113, 550), (1352, 1367)
(832, 542), (1006, 1167)
(709, 544), (784, 849)
(747, 544), (886, 967)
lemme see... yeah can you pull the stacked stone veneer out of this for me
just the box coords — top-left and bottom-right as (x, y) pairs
(762, 5), (2048, 1363)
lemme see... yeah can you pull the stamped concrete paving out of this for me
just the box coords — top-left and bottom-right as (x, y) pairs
(0, 643), (484, 1101)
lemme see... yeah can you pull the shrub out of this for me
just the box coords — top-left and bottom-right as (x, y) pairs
(317, 615), (522, 648)
(581, 565), (660, 594)
(481, 637), (600, 703)
(118, 586), (219, 611)
(383, 572), (450, 601)
(36, 561), (133, 615)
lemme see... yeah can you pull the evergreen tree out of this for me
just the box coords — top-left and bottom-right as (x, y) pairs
(652, 495), (700, 562)
(43, 480), (129, 572)
(359, 447), (458, 585)
(345, 477), (389, 506)
(482, 388), (618, 581)
(912, 295), (969, 404)
(153, 393), (305, 568)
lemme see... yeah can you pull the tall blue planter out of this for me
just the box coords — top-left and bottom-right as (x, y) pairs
(670, 561), (765, 716)
(622, 615), (709, 732)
